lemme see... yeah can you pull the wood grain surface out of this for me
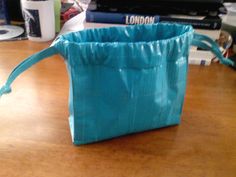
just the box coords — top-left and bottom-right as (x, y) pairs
(0, 41), (235, 177)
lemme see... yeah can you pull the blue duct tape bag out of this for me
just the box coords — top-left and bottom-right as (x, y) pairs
(0, 24), (234, 145)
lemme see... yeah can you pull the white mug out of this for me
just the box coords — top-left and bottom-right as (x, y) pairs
(21, 0), (55, 42)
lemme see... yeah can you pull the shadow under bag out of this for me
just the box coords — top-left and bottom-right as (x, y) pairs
(0, 24), (234, 145)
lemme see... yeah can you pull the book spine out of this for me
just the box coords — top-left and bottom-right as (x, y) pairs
(160, 16), (221, 30)
(188, 59), (211, 65)
(86, 11), (159, 24)
(86, 11), (221, 30)
(189, 50), (213, 65)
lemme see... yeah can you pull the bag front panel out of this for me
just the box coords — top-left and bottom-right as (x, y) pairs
(66, 46), (189, 145)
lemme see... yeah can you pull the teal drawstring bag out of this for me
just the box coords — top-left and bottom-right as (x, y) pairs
(0, 24), (234, 145)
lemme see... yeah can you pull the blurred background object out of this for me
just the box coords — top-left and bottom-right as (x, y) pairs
(7, 0), (24, 23)
(61, 0), (83, 24)
(222, 2), (236, 52)
(0, 0), (10, 25)
(0, 0), (26, 41)
(0, 0), (24, 24)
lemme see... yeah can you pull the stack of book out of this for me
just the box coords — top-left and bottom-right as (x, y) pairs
(85, 0), (227, 65)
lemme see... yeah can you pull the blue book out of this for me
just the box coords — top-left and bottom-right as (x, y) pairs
(86, 10), (221, 30)
(86, 11), (159, 25)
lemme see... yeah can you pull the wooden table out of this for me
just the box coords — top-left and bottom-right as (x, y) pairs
(0, 41), (235, 177)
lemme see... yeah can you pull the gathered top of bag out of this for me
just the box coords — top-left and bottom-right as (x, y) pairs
(52, 23), (194, 69)
(57, 23), (193, 44)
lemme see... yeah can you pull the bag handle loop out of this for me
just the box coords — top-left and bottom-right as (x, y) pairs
(192, 33), (235, 67)
(1, 32), (234, 97)
(0, 46), (58, 97)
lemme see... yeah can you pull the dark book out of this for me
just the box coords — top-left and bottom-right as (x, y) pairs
(92, 0), (226, 16)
